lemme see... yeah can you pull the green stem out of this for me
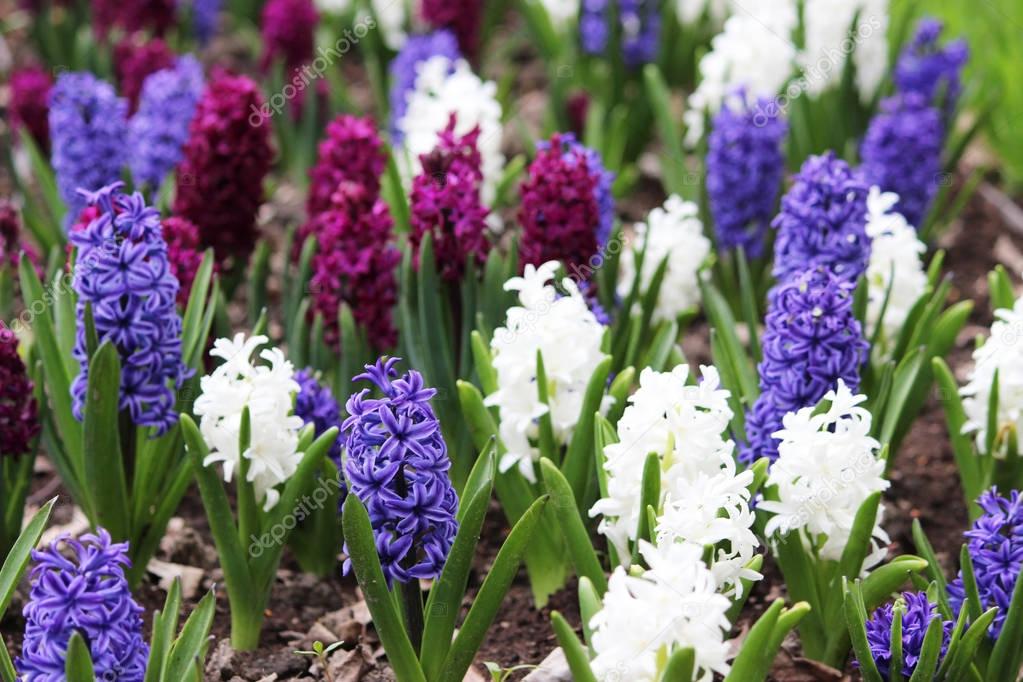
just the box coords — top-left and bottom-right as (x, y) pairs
(229, 599), (266, 651)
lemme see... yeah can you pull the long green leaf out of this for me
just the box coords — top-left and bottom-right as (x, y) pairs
(83, 342), (131, 540)
(165, 587), (217, 681)
(64, 632), (96, 681)
(550, 611), (598, 682)
(540, 458), (608, 595)
(0, 498), (56, 618)
(342, 495), (425, 682)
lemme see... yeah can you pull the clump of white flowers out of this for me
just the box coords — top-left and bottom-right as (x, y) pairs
(485, 261), (607, 481)
(961, 294), (1023, 454)
(684, 0), (797, 144)
(194, 334), (304, 511)
(800, 0), (889, 100)
(864, 186), (928, 346)
(589, 541), (733, 682)
(760, 380), (890, 570)
(397, 56), (504, 209)
(590, 365), (760, 595)
(617, 195), (710, 323)
(675, 0), (728, 26)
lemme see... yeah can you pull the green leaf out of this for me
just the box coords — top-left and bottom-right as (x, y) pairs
(65, 632), (97, 681)
(534, 352), (559, 465)
(838, 492), (883, 581)
(941, 607), (997, 682)
(577, 577), (601, 650)
(438, 497), (550, 682)
(633, 452), (661, 560)
(725, 599), (785, 682)
(662, 647), (696, 682)
(890, 603), (906, 682)
(550, 611), (597, 682)
(561, 356), (612, 507)
(145, 578), (182, 682)
(342, 495), (426, 682)
(421, 445), (496, 681)
(844, 581), (884, 682)
(910, 519), (951, 616)
(932, 357), (983, 512)
(0, 498), (56, 618)
(642, 64), (686, 196)
(860, 556), (929, 610)
(82, 342), (131, 540)
(540, 458), (608, 595)
(165, 587), (217, 681)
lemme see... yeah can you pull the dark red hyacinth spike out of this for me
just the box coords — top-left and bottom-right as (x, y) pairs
(0, 329), (40, 457)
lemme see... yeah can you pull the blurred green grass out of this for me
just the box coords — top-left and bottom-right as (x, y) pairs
(894, 0), (1023, 191)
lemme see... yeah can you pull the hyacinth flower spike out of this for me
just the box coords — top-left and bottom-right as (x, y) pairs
(183, 333), (340, 650)
(16, 181), (217, 588)
(341, 357), (549, 682)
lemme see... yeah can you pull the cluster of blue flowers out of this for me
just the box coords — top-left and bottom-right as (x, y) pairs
(341, 357), (459, 585)
(771, 153), (871, 284)
(295, 368), (344, 466)
(17, 530), (149, 681)
(706, 94), (788, 258)
(862, 591), (953, 679)
(388, 30), (461, 142)
(539, 133), (616, 248)
(69, 183), (190, 434)
(580, 0), (659, 67)
(860, 93), (944, 229)
(949, 488), (1023, 638)
(741, 268), (868, 463)
(894, 18), (969, 120)
(49, 73), (128, 227)
(128, 55), (205, 191)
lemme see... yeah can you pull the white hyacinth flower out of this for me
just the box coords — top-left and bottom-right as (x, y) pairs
(675, 0), (729, 26)
(397, 56), (504, 211)
(760, 380), (890, 570)
(684, 0), (798, 144)
(590, 365), (760, 594)
(194, 334), (305, 511)
(589, 542), (733, 682)
(799, 0), (889, 100)
(484, 261), (608, 482)
(961, 295), (1023, 454)
(536, 0), (578, 30)
(617, 195), (710, 323)
(864, 186), (928, 347)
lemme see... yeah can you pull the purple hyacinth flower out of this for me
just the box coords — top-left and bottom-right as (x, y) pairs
(948, 488), (1023, 639)
(861, 592), (952, 680)
(49, 72), (128, 228)
(741, 267), (868, 463)
(772, 152), (871, 284)
(579, 0), (610, 55)
(706, 93), (787, 258)
(619, 0), (660, 67)
(894, 18), (969, 121)
(387, 31), (461, 143)
(860, 93), (944, 229)
(341, 357), (458, 586)
(295, 368), (343, 466)
(128, 55), (205, 191)
(69, 183), (190, 434)
(17, 529), (149, 681)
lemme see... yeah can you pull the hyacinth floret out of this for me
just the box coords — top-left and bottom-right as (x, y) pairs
(387, 30), (461, 143)
(706, 91), (787, 258)
(295, 368), (343, 466)
(410, 114), (491, 282)
(894, 18), (969, 118)
(69, 183), (189, 434)
(772, 152), (871, 284)
(307, 114), (386, 218)
(16, 529), (148, 681)
(49, 73), (128, 228)
(948, 488), (1023, 638)
(10, 66), (52, 153)
(760, 380), (890, 568)
(862, 592), (953, 680)
(128, 55), (205, 191)
(741, 267), (869, 463)
(342, 357), (459, 585)
(860, 93), (944, 229)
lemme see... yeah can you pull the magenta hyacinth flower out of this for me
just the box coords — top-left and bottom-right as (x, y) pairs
(0, 202), (40, 272)
(342, 357), (458, 585)
(173, 72), (272, 269)
(421, 0), (480, 59)
(301, 183), (400, 351)
(409, 115), (491, 282)
(10, 66), (53, 153)
(16, 529), (149, 681)
(114, 36), (176, 113)
(307, 114), (386, 219)
(92, 0), (175, 38)
(0, 328), (40, 457)
(260, 0), (318, 72)
(519, 133), (605, 270)
(162, 215), (206, 307)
